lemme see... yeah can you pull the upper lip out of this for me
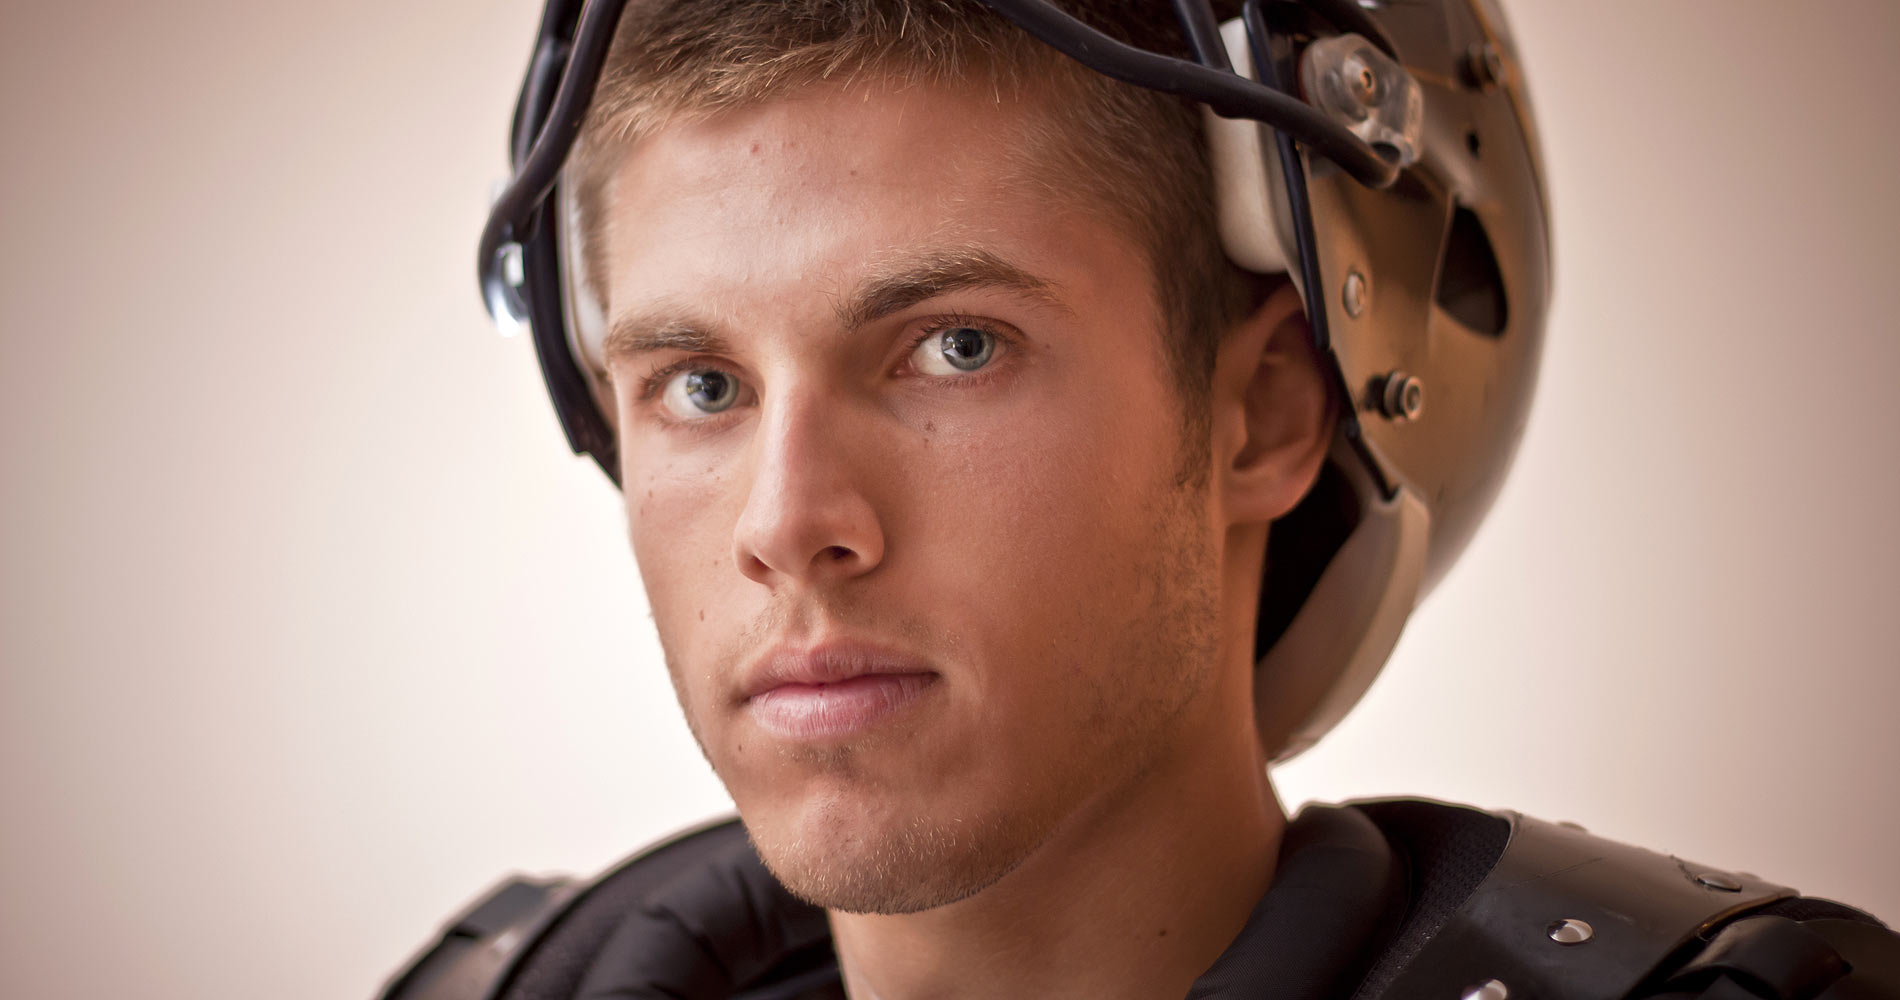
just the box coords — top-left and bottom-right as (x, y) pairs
(739, 639), (938, 701)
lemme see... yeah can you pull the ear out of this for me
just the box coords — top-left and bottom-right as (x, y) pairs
(1211, 280), (1336, 527)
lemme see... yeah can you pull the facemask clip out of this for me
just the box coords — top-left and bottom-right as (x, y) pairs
(1299, 33), (1423, 168)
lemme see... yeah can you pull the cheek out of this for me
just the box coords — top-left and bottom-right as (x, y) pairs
(899, 360), (1180, 650)
(624, 452), (748, 650)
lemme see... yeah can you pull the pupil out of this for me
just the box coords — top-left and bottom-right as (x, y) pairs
(687, 371), (732, 410)
(941, 328), (991, 370)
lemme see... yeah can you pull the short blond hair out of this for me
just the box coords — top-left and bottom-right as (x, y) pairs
(567, 0), (1259, 453)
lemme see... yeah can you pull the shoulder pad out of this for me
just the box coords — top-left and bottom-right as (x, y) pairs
(378, 874), (581, 1000)
(1359, 799), (1899, 999)
(1646, 911), (1900, 998)
(1381, 806), (1792, 997)
(378, 816), (747, 1000)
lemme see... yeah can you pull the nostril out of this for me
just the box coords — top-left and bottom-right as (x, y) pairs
(821, 545), (853, 562)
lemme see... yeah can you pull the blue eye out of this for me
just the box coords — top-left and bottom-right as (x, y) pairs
(913, 325), (997, 375)
(661, 368), (741, 418)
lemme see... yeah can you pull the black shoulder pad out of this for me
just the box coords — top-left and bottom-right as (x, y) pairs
(378, 874), (582, 1000)
(1372, 804), (1798, 999)
(378, 816), (749, 1000)
(1642, 910), (1900, 999)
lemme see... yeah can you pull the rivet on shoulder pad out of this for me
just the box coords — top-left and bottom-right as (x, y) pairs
(1695, 872), (1744, 892)
(1547, 918), (1594, 945)
(1462, 979), (1509, 1000)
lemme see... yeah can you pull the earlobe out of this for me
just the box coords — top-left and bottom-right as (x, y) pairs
(1213, 281), (1336, 526)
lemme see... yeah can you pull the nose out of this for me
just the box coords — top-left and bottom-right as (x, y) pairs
(731, 391), (886, 588)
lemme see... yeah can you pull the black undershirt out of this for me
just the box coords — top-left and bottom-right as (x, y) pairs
(1187, 803), (1404, 998)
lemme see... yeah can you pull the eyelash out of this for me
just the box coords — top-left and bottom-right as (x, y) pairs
(632, 314), (1017, 415)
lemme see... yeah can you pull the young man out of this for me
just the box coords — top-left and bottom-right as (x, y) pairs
(389, 2), (1900, 997)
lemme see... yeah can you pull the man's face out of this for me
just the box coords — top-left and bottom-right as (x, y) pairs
(599, 77), (1228, 914)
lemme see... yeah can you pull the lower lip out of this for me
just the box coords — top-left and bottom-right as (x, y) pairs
(747, 673), (937, 741)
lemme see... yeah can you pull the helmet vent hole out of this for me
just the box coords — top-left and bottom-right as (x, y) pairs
(1435, 205), (1508, 337)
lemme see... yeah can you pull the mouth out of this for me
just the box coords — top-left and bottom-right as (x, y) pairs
(741, 641), (940, 741)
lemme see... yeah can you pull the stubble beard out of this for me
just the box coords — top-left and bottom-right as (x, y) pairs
(660, 451), (1224, 917)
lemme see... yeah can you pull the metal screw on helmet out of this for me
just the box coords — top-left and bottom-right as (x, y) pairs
(1547, 918), (1594, 945)
(1378, 371), (1425, 422)
(1349, 66), (1378, 104)
(1464, 42), (1505, 89)
(483, 179), (530, 338)
(484, 243), (529, 339)
(1342, 270), (1368, 318)
(1463, 980), (1509, 1000)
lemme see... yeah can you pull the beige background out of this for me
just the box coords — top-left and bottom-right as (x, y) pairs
(2, 1), (1896, 997)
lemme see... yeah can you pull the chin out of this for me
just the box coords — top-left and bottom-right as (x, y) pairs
(740, 787), (1035, 915)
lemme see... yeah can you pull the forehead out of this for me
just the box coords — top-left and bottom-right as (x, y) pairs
(595, 76), (1147, 327)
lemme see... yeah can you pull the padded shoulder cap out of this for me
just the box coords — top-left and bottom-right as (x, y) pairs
(378, 815), (754, 1000)
(379, 874), (582, 1000)
(1359, 799), (1898, 1000)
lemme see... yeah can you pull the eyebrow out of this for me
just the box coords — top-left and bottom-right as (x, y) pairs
(600, 317), (729, 371)
(598, 245), (1065, 368)
(837, 245), (1066, 329)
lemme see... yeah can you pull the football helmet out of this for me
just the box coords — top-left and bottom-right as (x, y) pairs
(477, 0), (1550, 759)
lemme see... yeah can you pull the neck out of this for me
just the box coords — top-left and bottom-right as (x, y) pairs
(828, 663), (1282, 999)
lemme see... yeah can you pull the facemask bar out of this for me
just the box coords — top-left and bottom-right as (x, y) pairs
(1239, 0), (1397, 501)
(478, 0), (1414, 484)
(482, 0), (622, 478)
